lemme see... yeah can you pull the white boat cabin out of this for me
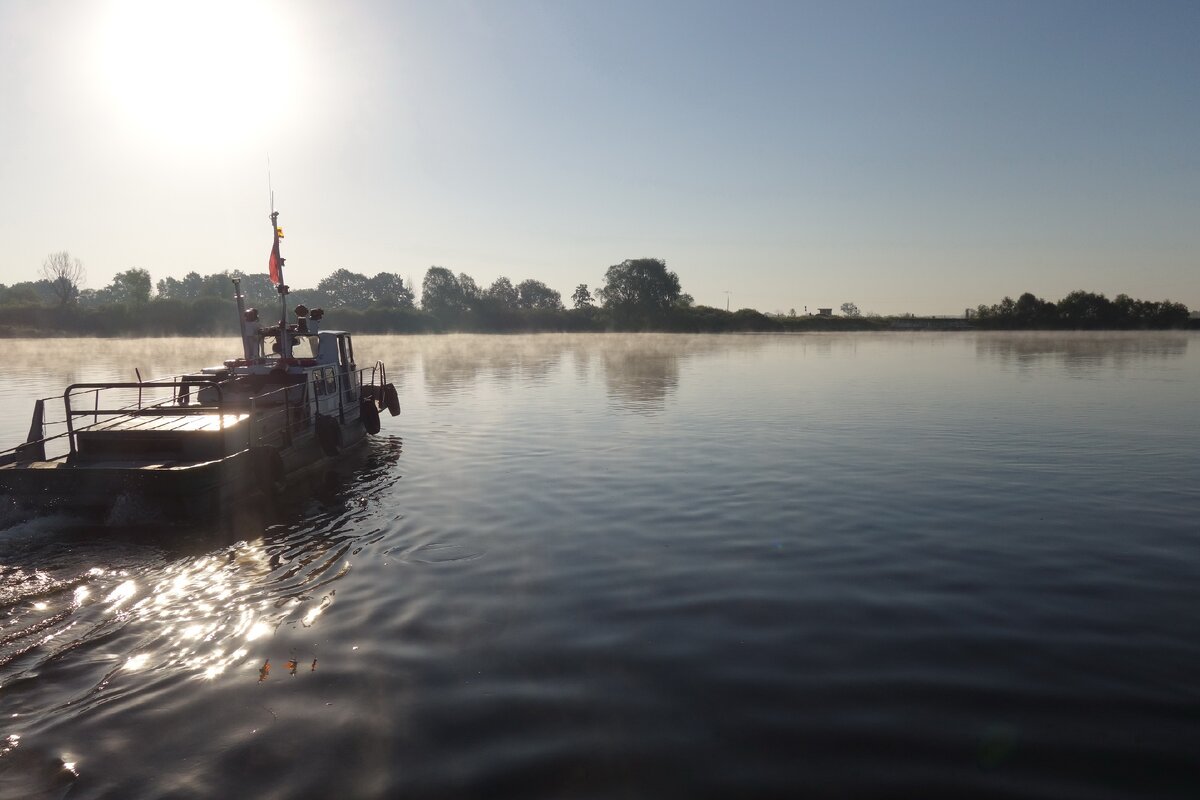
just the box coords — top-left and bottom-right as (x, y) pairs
(184, 307), (363, 427)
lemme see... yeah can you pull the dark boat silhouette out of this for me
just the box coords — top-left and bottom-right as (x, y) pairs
(0, 208), (400, 521)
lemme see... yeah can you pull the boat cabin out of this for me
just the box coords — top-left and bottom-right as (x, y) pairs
(183, 316), (360, 422)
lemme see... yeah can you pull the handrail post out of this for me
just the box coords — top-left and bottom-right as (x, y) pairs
(283, 384), (293, 447)
(337, 372), (345, 423)
(64, 389), (77, 455)
(295, 381), (304, 431)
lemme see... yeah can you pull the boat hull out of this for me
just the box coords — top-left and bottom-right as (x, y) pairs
(0, 420), (368, 522)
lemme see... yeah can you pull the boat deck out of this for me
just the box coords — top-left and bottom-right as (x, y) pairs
(65, 411), (255, 463)
(88, 412), (250, 433)
(0, 458), (195, 471)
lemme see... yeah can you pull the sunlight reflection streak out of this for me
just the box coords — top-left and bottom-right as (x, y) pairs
(25, 529), (360, 695)
(105, 580), (137, 609)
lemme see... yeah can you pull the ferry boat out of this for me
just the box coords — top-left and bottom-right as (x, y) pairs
(0, 208), (400, 521)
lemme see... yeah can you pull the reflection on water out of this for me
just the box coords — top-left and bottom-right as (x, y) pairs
(976, 331), (1189, 369)
(0, 433), (402, 797)
(361, 333), (773, 415)
(1, 441), (400, 675)
(600, 337), (684, 413)
(412, 335), (565, 399)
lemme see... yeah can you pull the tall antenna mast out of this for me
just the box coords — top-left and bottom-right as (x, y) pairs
(267, 159), (291, 359)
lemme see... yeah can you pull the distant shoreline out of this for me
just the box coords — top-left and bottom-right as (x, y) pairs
(0, 315), (1193, 338)
(1, 285), (1194, 337)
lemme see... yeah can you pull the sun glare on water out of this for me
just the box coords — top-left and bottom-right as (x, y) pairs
(98, 0), (297, 146)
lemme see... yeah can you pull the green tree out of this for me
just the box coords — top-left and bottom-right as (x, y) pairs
(158, 271), (243, 302)
(458, 273), (482, 312)
(421, 266), (465, 316)
(1057, 290), (1114, 327)
(572, 283), (594, 309)
(367, 272), (414, 308)
(840, 302), (860, 317)
(107, 268), (153, 305)
(157, 271), (205, 301)
(1014, 292), (1054, 324)
(77, 287), (112, 308)
(598, 258), (682, 313)
(1113, 293), (1138, 324)
(485, 276), (519, 310)
(0, 282), (43, 306)
(317, 268), (372, 307)
(1155, 300), (1190, 327)
(516, 279), (563, 311)
(200, 272), (233, 299)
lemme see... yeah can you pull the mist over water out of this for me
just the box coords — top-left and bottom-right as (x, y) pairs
(1, 332), (1198, 799)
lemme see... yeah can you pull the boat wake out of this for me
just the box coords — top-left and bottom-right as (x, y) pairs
(0, 437), (404, 797)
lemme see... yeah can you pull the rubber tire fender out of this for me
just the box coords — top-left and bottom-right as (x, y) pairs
(383, 383), (401, 417)
(362, 384), (381, 410)
(360, 396), (382, 435)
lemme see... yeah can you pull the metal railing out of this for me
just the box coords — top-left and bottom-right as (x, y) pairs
(2, 363), (374, 464)
(62, 380), (227, 456)
(1, 374), (204, 463)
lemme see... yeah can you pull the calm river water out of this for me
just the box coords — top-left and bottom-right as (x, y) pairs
(1, 332), (1198, 799)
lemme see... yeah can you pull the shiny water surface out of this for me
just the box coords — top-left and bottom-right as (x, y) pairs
(1, 332), (1198, 799)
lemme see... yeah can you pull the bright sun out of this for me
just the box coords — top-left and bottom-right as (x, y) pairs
(99, 0), (296, 146)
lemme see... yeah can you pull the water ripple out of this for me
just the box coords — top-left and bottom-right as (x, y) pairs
(1, 334), (1198, 799)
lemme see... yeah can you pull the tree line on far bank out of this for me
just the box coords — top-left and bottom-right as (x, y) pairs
(974, 291), (1190, 329)
(0, 254), (854, 335)
(0, 250), (1192, 335)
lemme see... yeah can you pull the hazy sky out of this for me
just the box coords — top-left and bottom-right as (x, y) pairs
(1, 0), (1196, 314)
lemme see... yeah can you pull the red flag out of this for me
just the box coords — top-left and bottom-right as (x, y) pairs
(268, 237), (282, 285)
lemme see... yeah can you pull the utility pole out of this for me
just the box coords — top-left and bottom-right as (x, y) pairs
(723, 291), (731, 312)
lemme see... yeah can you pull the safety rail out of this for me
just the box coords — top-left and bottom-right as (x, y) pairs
(1, 378), (215, 464)
(63, 381), (227, 456)
(359, 362), (385, 411)
(2, 364), (370, 465)
(368, 360), (387, 389)
(245, 380), (311, 451)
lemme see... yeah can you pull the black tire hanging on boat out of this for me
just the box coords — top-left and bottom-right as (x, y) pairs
(362, 384), (381, 409)
(360, 396), (381, 435)
(383, 383), (401, 417)
(315, 414), (342, 456)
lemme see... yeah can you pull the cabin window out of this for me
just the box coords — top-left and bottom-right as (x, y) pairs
(312, 370), (325, 397)
(345, 336), (355, 367)
(293, 336), (318, 359)
(336, 336), (348, 369)
(324, 368), (337, 395)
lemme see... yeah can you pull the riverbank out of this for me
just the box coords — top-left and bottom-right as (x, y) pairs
(0, 301), (1193, 337)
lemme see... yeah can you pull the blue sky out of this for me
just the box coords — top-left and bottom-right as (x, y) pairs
(0, 0), (1196, 314)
